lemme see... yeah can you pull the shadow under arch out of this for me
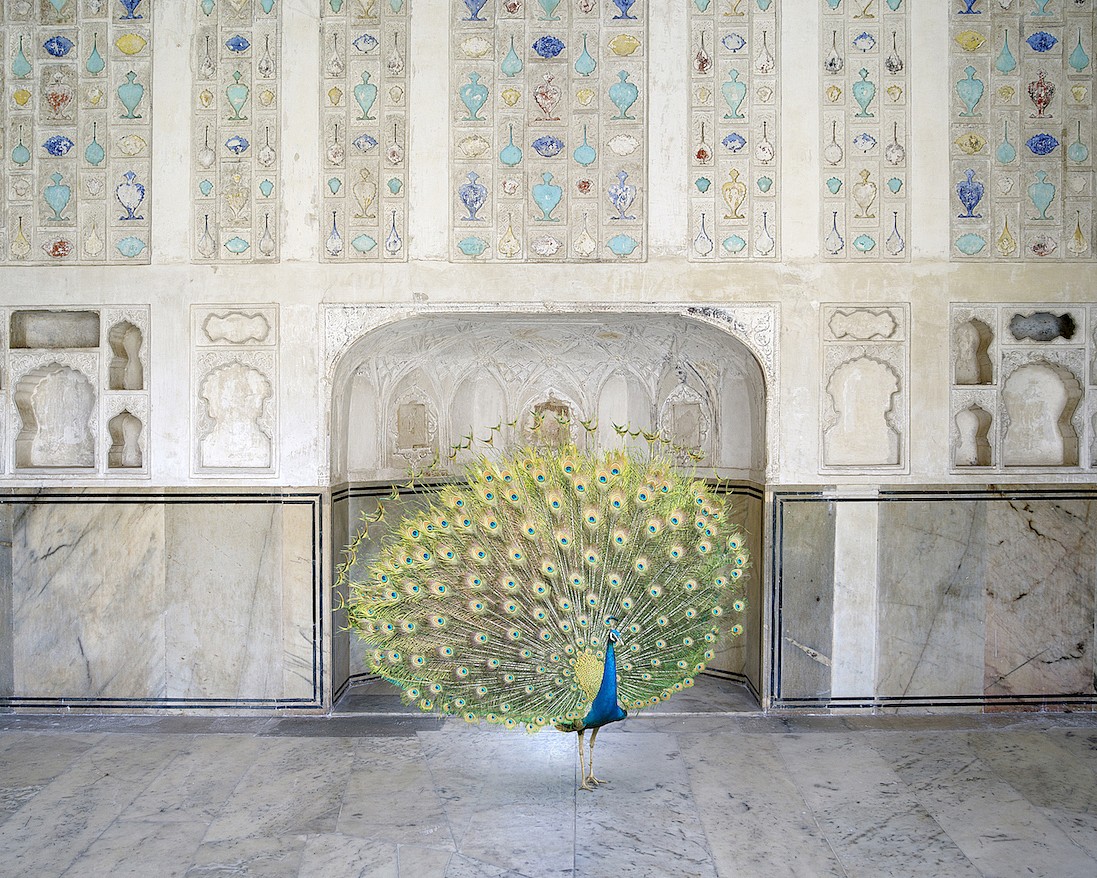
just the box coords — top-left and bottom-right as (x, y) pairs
(325, 306), (776, 709)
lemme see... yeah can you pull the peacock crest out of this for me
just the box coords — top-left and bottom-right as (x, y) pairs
(343, 440), (751, 743)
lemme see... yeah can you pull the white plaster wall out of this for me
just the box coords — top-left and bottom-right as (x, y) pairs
(0, 2), (1092, 490)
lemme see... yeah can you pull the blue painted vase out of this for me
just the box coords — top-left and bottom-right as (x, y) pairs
(612, 0), (637, 20)
(608, 170), (636, 220)
(956, 168), (984, 219)
(457, 172), (488, 221)
(116, 171), (145, 221)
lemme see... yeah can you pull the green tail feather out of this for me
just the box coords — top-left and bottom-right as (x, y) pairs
(344, 444), (750, 730)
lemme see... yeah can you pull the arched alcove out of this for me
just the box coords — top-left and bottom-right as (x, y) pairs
(327, 310), (771, 707)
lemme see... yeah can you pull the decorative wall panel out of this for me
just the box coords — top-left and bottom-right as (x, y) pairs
(192, 0), (280, 262)
(950, 304), (1096, 471)
(319, 0), (407, 261)
(949, 2), (1094, 261)
(820, 304), (908, 471)
(0, 305), (150, 476)
(687, 0), (779, 260)
(1, 0), (153, 264)
(191, 304), (278, 476)
(820, 0), (909, 260)
(450, 0), (647, 262)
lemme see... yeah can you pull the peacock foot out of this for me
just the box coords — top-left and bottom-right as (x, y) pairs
(579, 778), (598, 792)
(587, 774), (608, 786)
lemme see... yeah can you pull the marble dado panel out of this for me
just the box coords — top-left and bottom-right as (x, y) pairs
(687, 0), (779, 260)
(0, 492), (322, 709)
(1, 0), (153, 264)
(192, 0), (280, 262)
(771, 489), (1097, 711)
(950, 303), (1094, 472)
(319, 0), (407, 261)
(949, 1), (1094, 260)
(191, 304), (278, 476)
(0, 305), (150, 477)
(450, 0), (647, 262)
(820, 0), (909, 260)
(820, 304), (908, 472)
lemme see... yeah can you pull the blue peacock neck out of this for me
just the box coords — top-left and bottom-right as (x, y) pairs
(582, 638), (628, 729)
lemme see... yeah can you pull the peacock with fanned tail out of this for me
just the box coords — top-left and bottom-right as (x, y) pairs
(343, 442), (749, 790)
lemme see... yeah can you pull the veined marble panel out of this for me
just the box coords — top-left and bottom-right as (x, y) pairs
(820, 0), (909, 260)
(983, 497), (1096, 699)
(319, 0), (408, 261)
(0, 504), (12, 698)
(687, 0), (779, 260)
(773, 494), (835, 703)
(11, 501), (168, 699)
(1, 0), (153, 264)
(876, 500), (988, 700)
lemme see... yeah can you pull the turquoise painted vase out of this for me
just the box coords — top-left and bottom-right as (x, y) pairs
(1027, 170), (1055, 221)
(995, 30), (1016, 74)
(499, 125), (523, 166)
(501, 37), (523, 77)
(996, 120), (1016, 164)
(955, 66), (983, 117)
(86, 34), (105, 75)
(852, 68), (875, 118)
(12, 35), (31, 78)
(574, 33), (596, 77)
(721, 69), (746, 119)
(573, 125), (596, 166)
(44, 172), (71, 222)
(532, 172), (562, 222)
(225, 70), (249, 120)
(608, 71), (638, 120)
(538, 0), (561, 20)
(354, 70), (377, 120)
(460, 72), (489, 121)
(85, 122), (106, 166)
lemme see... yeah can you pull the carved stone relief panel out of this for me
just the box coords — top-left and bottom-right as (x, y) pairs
(820, 304), (908, 471)
(319, 0), (408, 261)
(688, 0), (779, 260)
(192, 0), (280, 262)
(450, 0), (647, 262)
(0, 304), (149, 476)
(1, 0), (153, 264)
(820, 0), (909, 260)
(949, 1), (1094, 260)
(191, 304), (278, 476)
(951, 304), (1093, 472)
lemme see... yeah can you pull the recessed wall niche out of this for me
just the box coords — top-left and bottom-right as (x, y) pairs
(820, 304), (909, 472)
(951, 304), (1094, 472)
(191, 304), (278, 476)
(0, 305), (150, 476)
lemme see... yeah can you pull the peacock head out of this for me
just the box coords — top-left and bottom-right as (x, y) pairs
(605, 616), (623, 644)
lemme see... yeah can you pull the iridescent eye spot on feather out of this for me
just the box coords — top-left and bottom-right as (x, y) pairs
(711, 606), (723, 617)
(511, 550), (523, 561)
(649, 584), (662, 597)
(558, 598), (572, 612)
(508, 628), (522, 640)
(732, 599), (746, 612)
(504, 602), (518, 614)
(475, 632), (490, 644)
(637, 489), (650, 503)
(657, 615), (668, 626)
(621, 597), (633, 610)
(507, 491), (520, 503)
(730, 624), (744, 636)
(634, 557), (648, 573)
(535, 471), (546, 483)
(729, 569), (742, 581)
(685, 608), (697, 619)
(439, 645), (454, 656)
(488, 657), (501, 668)
(585, 551), (598, 566)
(469, 600), (485, 612)
(483, 490), (495, 502)
(542, 562), (556, 576)
(525, 524), (537, 537)
(412, 655), (426, 666)
(456, 666), (469, 677)
(609, 574), (622, 588)
(697, 541), (712, 554)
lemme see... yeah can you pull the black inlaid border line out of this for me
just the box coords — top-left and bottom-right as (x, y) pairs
(0, 491), (325, 712)
(769, 486), (1097, 712)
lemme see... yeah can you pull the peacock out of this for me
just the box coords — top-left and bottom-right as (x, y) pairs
(342, 436), (749, 790)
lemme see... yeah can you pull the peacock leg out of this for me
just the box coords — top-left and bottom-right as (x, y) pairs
(587, 726), (608, 785)
(577, 730), (595, 791)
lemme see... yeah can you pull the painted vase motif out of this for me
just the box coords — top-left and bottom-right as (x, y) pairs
(45, 71), (74, 120)
(501, 37), (523, 77)
(956, 168), (984, 219)
(852, 68), (875, 118)
(721, 169), (746, 220)
(538, 0), (561, 20)
(532, 172), (562, 221)
(721, 69), (746, 120)
(462, 0), (487, 21)
(44, 172), (71, 222)
(119, 0), (144, 20)
(609, 70), (638, 120)
(852, 169), (877, 218)
(458, 171), (488, 221)
(500, 125), (523, 166)
(608, 170), (637, 220)
(573, 125), (596, 166)
(955, 66), (983, 117)
(226, 70), (249, 121)
(116, 170), (145, 220)
(460, 72), (489, 121)
(1027, 70), (1054, 119)
(574, 33), (596, 76)
(612, 0), (637, 20)
(353, 168), (377, 218)
(996, 120), (1017, 164)
(534, 74), (561, 121)
(354, 70), (378, 120)
(1027, 170), (1055, 221)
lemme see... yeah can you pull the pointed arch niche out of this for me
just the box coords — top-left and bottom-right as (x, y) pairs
(325, 305), (776, 704)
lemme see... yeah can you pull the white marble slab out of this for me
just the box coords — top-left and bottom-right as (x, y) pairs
(12, 502), (167, 699)
(297, 833), (400, 878)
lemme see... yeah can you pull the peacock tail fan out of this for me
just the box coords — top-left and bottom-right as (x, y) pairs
(344, 443), (750, 733)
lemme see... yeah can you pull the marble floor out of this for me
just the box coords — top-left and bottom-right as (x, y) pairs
(1, 678), (1096, 878)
